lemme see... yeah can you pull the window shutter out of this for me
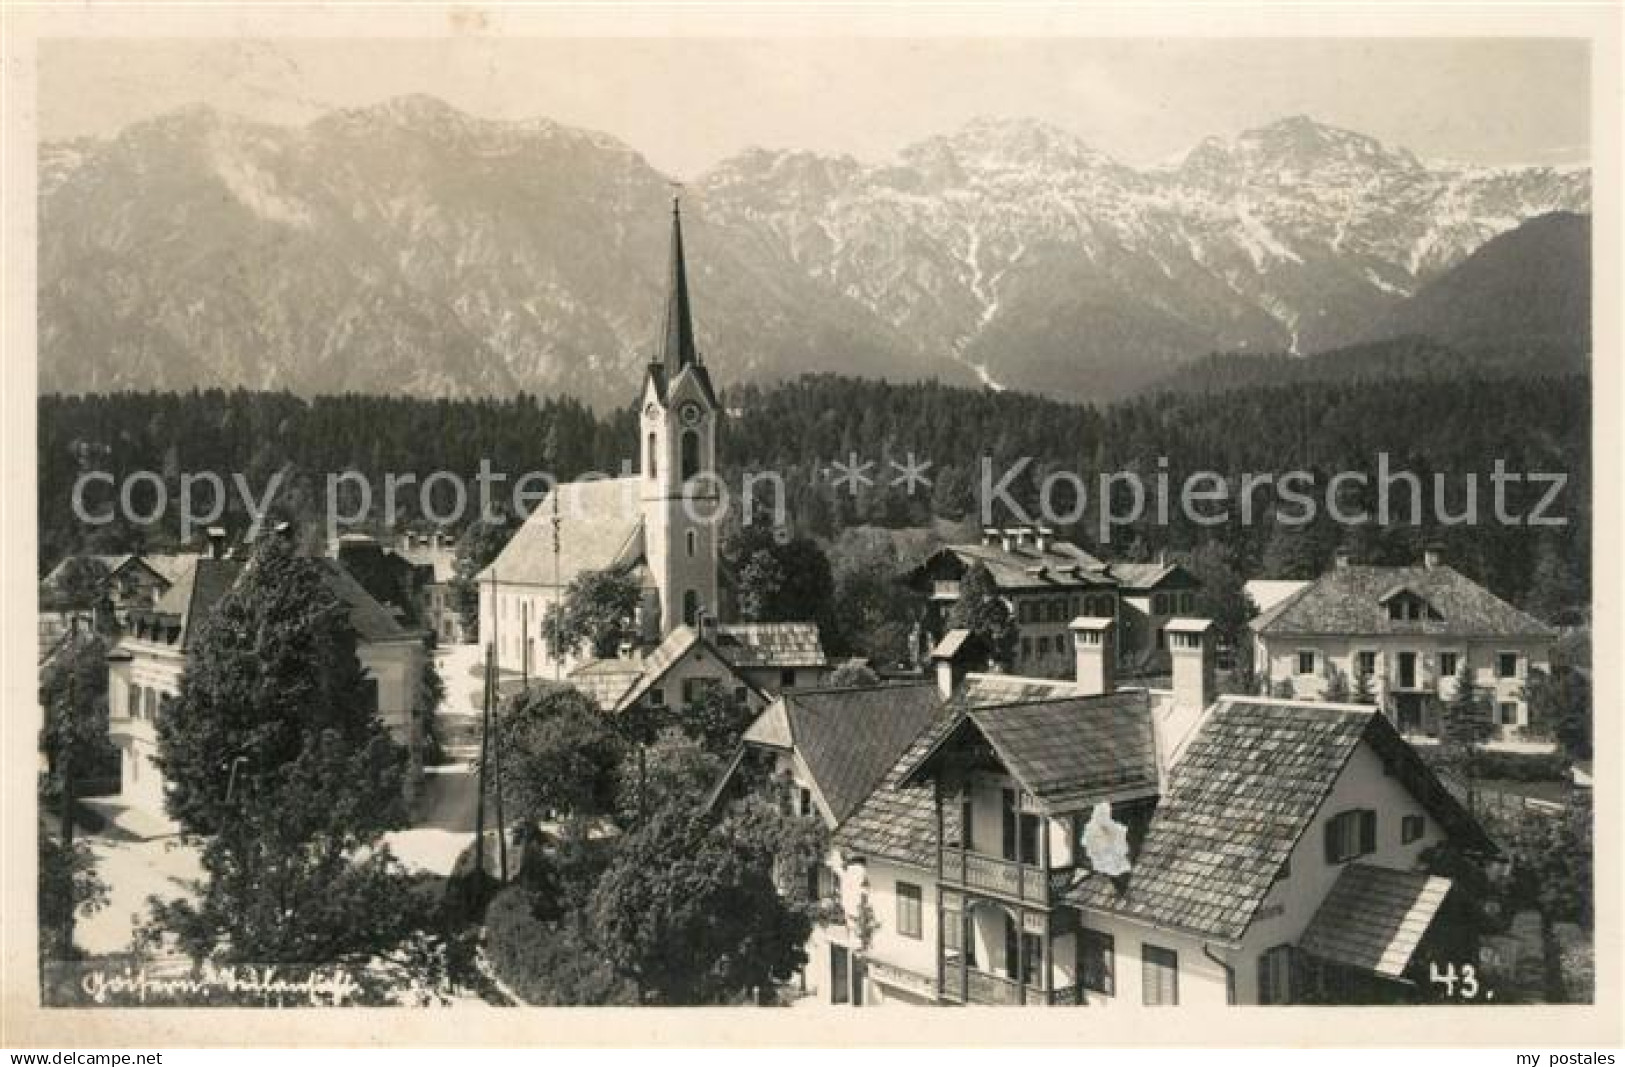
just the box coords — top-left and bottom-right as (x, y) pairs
(1359, 810), (1377, 854)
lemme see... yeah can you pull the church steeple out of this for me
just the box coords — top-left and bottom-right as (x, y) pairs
(659, 195), (699, 372)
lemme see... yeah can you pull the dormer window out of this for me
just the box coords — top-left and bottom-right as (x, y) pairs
(1381, 587), (1435, 622)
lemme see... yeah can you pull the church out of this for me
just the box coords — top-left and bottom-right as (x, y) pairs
(477, 200), (825, 704)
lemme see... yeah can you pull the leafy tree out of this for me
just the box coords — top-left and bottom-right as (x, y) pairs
(1525, 534), (1585, 626)
(45, 557), (115, 629)
(1322, 662), (1351, 703)
(589, 796), (828, 1004)
(414, 651), (448, 766)
(39, 628), (115, 831)
(541, 566), (643, 660)
(484, 885), (635, 1005)
(827, 661), (881, 688)
(614, 727), (724, 828)
(946, 563), (1017, 670)
(449, 517), (516, 639)
(1270, 677), (1296, 699)
(38, 834), (107, 964)
(1181, 541), (1257, 678)
(683, 684), (757, 758)
(151, 536), (427, 971)
(1526, 666), (1591, 759)
(728, 526), (836, 628)
(491, 684), (623, 830)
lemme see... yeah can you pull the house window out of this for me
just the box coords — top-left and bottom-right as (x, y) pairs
(798, 787), (813, 818)
(1020, 637), (1033, 661)
(1178, 592), (1195, 614)
(1037, 636), (1051, 658)
(830, 944), (850, 1005)
(781, 668), (796, 688)
(1142, 945), (1179, 1006)
(1498, 652), (1519, 679)
(960, 795), (975, 852)
(1021, 931), (1044, 987)
(1297, 650), (1316, 675)
(648, 687), (666, 708)
(1439, 652), (1459, 679)
(1402, 814), (1425, 844)
(1152, 593), (1170, 615)
(1356, 650), (1377, 677)
(1018, 810), (1041, 866)
(1080, 928), (1115, 996)
(734, 685), (749, 704)
(1499, 702), (1520, 726)
(1324, 809), (1377, 864)
(816, 865), (841, 907)
(682, 677), (718, 705)
(1258, 945), (1294, 1005)
(896, 882), (923, 939)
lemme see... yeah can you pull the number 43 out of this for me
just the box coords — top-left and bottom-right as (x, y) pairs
(1430, 961), (1480, 999)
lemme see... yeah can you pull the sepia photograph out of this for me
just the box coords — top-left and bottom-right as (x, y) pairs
(2, 3), (1619, 1052)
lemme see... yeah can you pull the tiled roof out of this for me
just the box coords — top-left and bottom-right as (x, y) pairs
(1298, 864), (1454, 978)
(835, 673), (1148, 868)
(145, 555), (411, 650)
(565, 657), (645, 710)
(778, 683), (944, 824)
(1064, 697), (1488, 943)
(1252, 563), (1555, 639)
(476, 477), (646, 586)
(1244, 579), (1311, 616)
(834, 706), (961, 869)
(713, 622), (828, 669)
(1105, 562), (1196, 592)
(924, 543), (1114, 592)
(905, 691), (1160, 813)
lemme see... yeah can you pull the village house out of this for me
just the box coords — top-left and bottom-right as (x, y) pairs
(1250, 548), (1557, 744)
(718, 608), (1495, 1007)
(906, 530), (1201, 678)
(107, 542), (428, 815)
(394, 531), (467, 645)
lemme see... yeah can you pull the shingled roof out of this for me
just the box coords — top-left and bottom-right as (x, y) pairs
(762, 683), (944, 825)
(1063, 697), (1491, 944)
(914, 542), (1114, 593)
(834, 675), (1150, 869)
(713, 622), (828, 669)
(1252, 563), (1555, 639)
(902, 690), (1160, 813)
(476, 477), (647, 586)
(1298, 864), (1454, 979)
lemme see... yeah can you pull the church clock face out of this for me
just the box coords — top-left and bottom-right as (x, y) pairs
(678, 401), (704, 427)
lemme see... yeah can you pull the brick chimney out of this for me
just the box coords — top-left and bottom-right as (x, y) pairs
(1000, 527), (1021, 553)
(205, 526), (228, 559)
(1333, 547), (1352, 570)
(1423, 544), (1443, 570)
(931, 629), (976, 700)
(1035, 525), (1054, 554)
(1069, 616), (1116, 696)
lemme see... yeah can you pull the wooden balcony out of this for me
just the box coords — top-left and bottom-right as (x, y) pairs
(939, 956), (1074, 1006)
(940, 850), (1066, 907)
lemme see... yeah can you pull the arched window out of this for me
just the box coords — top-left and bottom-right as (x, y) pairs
(680, 429), (701, 481)
(647, 433), (658, 479)
(686, 530), (698, 558)
(683, 590), (701, 626)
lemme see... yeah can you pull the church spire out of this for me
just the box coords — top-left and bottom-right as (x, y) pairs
(659, 194), (699, 371)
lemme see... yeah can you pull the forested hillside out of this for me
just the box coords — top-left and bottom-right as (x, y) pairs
(39, 368), (1590, 623)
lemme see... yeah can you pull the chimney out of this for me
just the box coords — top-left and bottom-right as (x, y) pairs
(1333, 547), (1352, 570)
(1423, 544), (1443, 570)
(1069, 616), (1116, 696)
(1165, 618), (1216, 716)
(931, 629), (974, 700)
(1035, 525), (1054, 554)
(982, 527), (1000, 547)
(696, 609), (718, 642)
(205, 526), (228, 559)
(1000, 528), (1018, 554)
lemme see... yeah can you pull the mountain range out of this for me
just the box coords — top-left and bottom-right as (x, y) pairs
(38, 96), (1590, 406)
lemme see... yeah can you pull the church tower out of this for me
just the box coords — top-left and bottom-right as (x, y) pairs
(640, 197), (721, 638)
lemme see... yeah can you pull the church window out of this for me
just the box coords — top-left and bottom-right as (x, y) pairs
(647, 433), (658, 479)
(686, 530), (698, 558)
(681, 429), (701, 481)
(683, 589), (701, 626)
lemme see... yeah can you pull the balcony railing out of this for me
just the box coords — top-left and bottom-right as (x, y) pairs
(940, 850), (1064, 906)
(940, 957), (1068, 1006)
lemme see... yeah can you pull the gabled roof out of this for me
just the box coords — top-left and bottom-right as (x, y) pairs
(768, 683), (944, 825)
(1105, 561), (1198, 593)
(565, 657), (646, 711)
(1064, 697), (1492, 944)
(1298, 864), (1454, 979)
(914, 542), (1115, 592)
(476, 477), (646, 586)
(901, 690), (1160, 814)
(609, 625), (761, 712)
(1252, 563), (1555, 639)
(1244, 579), (1311, 616)
(713, 622), (828, 669)
(136, 555), (412, 650)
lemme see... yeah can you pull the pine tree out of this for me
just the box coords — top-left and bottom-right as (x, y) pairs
(946, 563), (1018, 670)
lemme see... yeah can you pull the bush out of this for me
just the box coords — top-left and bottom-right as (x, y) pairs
(484, 886), (635, 1005)
(1471, 750), (1571, 782)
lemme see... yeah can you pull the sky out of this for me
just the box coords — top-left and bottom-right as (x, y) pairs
(38, 37), (1590, 177)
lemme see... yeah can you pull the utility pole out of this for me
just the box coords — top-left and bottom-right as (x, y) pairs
(474, 640), (491, 880)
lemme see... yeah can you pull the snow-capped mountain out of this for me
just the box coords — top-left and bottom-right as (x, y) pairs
(38, 99), (1589, 406)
